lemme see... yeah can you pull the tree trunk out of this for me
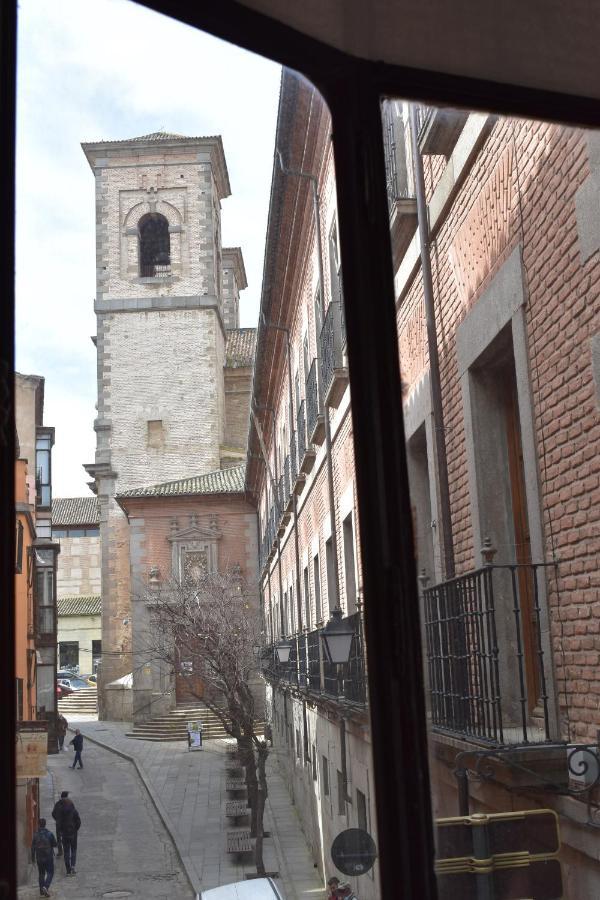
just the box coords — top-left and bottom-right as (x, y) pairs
(239, 733), (259, 837)
(254, 742), (269, 876)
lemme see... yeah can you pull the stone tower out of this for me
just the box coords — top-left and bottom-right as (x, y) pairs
(82, 132), (244, 713)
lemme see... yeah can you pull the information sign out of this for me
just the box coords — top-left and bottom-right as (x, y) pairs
(187, 721), (203, 751)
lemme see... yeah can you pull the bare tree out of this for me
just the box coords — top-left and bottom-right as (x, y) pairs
(140, 568), (270, 875)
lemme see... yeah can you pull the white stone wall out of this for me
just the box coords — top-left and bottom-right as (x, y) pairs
(94, 152), (221, 303)
(268, 686), (380, 899)
(56, 535), (101, 597)
(99, 307), (224, 489)
(57, 614), (101, 675)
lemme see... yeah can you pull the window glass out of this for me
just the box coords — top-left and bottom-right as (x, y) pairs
(379, 96), (600, 897)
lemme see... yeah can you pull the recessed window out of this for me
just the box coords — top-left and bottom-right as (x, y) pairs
(147, 419), (165, 449)
(138, 212), (170, 278)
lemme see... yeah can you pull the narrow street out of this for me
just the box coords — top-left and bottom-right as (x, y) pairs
(21, 740), (193, 900)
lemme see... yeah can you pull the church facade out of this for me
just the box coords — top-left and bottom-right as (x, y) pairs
(82, 131), (257, 721)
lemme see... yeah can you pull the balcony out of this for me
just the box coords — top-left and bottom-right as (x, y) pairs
(306, 359), (325, 445)
(319, 302), (348, 409)
(261, 612), (366, 707)
(415, 104), (468, 158)
(283, 455), (293, 516)
(296, 401), (316, 476)
(383, 107), (418, 270)
(423, 563), (553, 747)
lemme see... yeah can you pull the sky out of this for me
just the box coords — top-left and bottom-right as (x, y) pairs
(16, 0), (281, 498)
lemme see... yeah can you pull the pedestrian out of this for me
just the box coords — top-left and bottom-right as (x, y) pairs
(57, 714), (68, 751)
(336, 883), (358, 899)
(51, 790), (72, 857)
(327, 876), (340, 898)
(54, 794), (81, 875)
(31, 817), (57, 897)
(69, 728), (84, 769)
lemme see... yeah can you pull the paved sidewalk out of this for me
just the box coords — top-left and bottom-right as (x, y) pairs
(73, 719), (326, 900)
(19, 738), (192, 899)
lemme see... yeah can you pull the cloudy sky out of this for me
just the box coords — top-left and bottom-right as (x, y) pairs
(16, 0), (281, 497)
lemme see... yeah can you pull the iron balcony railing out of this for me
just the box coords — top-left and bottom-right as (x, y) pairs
(423, 563), (553, 746)
(262, 612), (366, 706)
(297, 400), (307, 466)
(306, 359), (320, 438)
(140, 262), (171, 278)
(283, 455), (291, 503)
(382, 104), (415, 209)
(319, 302), (345, 400)
(415, 104), (433, 140)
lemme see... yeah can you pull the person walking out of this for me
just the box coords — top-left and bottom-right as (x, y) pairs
(327, 876), (340, 898)
(31, 817), (57, 897)
(57, 714), (68, 751)
(69, 728), (84, 769)
(54, 795), (81, 875)
(51, 790), (72, 857)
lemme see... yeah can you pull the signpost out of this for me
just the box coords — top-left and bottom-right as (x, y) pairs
(331, 828), (377, 876)
(187, 721), (203, 751)
(435, 810), (562, 900)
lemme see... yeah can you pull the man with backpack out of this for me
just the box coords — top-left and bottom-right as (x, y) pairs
(69, 729), (84, 769)
(51, 792), (81, 875)
(31, 818), (57, 897)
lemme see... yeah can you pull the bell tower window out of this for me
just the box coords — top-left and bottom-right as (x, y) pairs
(138, 212), (171, 277)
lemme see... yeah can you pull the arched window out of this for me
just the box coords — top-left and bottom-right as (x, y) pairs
(138, 213), (170, 277)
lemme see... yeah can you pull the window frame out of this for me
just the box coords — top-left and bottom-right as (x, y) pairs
(4, 1), (600, 894)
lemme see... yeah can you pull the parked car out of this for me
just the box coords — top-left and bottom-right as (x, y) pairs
(57, 681), (74, 696)
(66, 676), (91, 691)
(200, 879), (284, 899)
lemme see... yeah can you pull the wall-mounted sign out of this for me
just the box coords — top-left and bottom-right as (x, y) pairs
(16, 722), (48, 778)
(331, 828), (377, 876)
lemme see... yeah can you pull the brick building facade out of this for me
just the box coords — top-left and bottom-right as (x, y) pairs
(251, 72), (600, 897)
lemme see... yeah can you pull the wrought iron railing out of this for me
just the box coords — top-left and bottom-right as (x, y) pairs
(306, 359), (320, 437)
(283, 455), (291, 503)
(307, 629), (321, 690)
(297, 401), (307, 465)
(415, 104), (433, 140)
(319, 302), (344, 399)
(261, 612), (366, 707)
(140, 262), (171, 278)
(382, 104), (415, 208)
(423, 563), (552, 746)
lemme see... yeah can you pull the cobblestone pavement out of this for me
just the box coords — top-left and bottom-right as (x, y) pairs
(65, 720), (327, 900)
(19, 740), (193, 900)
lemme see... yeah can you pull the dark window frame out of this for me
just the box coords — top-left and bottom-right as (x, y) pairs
(4, 1), (600, 894)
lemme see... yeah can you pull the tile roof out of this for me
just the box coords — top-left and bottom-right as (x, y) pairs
(52, 496), (100, 527)
(226, 328), (257, 368)
(57, 596), (102, 617)
(88, 131), (221, 145)
(117, 464), (246, 499)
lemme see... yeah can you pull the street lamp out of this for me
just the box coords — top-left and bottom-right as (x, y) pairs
(320, 606), (354, 664)
(275, 639), (293, 664)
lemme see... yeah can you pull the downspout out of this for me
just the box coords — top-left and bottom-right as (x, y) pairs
(276, 147), (342, 614)
(408, 106), (455, 579)
(261, 316), (304, 636)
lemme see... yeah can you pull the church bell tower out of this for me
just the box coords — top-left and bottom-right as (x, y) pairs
(82, 131), (236, 709)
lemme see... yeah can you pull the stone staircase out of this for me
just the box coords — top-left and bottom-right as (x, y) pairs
(125, 703), (264, 742)
(58, 687), (98, 717)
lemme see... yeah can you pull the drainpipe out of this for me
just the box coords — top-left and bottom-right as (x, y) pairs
(261, 316), (304, 637)
(408, 106), (455, 579)
(253, 402), (286, 638)
(276, 147), (342, 614)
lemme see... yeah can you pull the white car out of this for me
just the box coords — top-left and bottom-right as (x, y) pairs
(199, 878), (284, 899)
